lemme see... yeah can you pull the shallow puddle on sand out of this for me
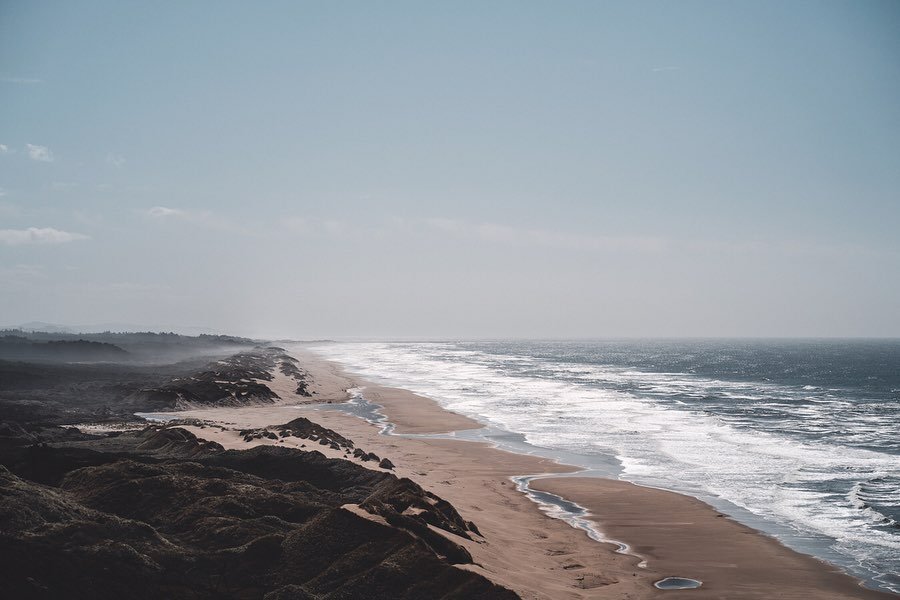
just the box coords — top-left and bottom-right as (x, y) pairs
(654, 576), (702, 589)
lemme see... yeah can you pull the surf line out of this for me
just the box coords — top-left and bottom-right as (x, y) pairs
(318, 386), (648, 569)
(511, 473), (648, 568)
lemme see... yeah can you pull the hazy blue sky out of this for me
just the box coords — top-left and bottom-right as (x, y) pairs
(1, 1), (898, 338)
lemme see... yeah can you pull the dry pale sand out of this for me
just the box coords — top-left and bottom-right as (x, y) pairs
(164, 345), (894, 600)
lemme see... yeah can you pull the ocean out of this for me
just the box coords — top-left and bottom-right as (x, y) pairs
(311, 339), (900, 595)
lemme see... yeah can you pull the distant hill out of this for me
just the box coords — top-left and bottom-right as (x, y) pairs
(0, 330), (257, 364)
(7, 322), (219, 336)
(0, 336), (129, 363)
(13, 322), (75, 334)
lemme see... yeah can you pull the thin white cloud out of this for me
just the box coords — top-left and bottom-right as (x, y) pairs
(285, 215), (666, 253)
(0, 264), (46, 279)
(99, 281), (171, 294)
(106, 153), (125, 168)
(282, 217), (312, 234)
(684, 238), (895, 261)
(144, 206), (249, 234)
(26, 144), (53, 162)
(0, 227), (90, 246)
(0, 77), (42, 84)
(413, 217), (666, 253)
(146, 206), (186, 218)
(417, 217), (465, 234)
(651, 66), (680, 72)
(283, 216), (348, 236)
(0, 144), (9, 154)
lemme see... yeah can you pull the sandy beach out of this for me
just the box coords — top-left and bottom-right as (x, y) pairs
(168, 345), (895, 600)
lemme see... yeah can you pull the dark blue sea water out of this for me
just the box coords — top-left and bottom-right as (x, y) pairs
(313, 339), (900, 594)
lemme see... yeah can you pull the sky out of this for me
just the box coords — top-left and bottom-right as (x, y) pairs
(1, 1), (899, 339)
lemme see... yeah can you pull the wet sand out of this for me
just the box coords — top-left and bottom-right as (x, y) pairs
(532, 477), (892, 599)
(169, 345), (895, 600)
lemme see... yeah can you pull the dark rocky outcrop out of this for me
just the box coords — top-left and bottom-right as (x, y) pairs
(279, 356), (312, 397)
(0, 424), (516, 600)
(361, 477), (478, 542)
(276, 417), (354, 449)
(352, 448), (382, 463)
(0, 343), (312, 430)
(0, 339), (513, 599)
(128, 349), (281, 409)
(127, 347), (314, 410)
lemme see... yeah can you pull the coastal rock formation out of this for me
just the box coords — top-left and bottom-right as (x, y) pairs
(0, 341), (313, 430)
(127, 347), (312, 410)
(0, 424), (516, 599)
(276, 417), (354, 449)
(0, 339), (270, 427)
(241, 417), (356, 449)
(279, 355), (312, 397)
(0, 341), (512, 598)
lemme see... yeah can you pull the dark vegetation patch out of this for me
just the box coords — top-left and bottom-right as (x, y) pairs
(0, 329), (253, 363)
(0, 335), (130, 362)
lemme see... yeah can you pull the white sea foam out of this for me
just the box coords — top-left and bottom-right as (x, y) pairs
(848, 482), (898, 527)
(311, 341), (900, 593)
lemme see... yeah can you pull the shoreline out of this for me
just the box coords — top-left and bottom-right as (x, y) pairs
(166, 344), (895, 599)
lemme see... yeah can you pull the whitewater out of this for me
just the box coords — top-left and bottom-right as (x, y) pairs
(311, 339), (900, 594)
